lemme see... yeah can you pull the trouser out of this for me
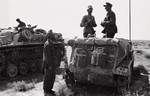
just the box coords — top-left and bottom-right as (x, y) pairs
(83, 33), (88, 38)
(106, 33), (115, 38)
(43, 69), (56, 93)
(83, 32), (95, 38)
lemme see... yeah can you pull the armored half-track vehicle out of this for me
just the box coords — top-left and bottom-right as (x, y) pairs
(0, 27), (65, 78)
(64, 37), (134, 93)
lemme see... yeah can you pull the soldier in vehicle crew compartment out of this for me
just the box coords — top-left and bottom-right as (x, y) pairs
(100, 2), (117, 38)
(43, 30), (57, 96)
(11, 18), (26, 43)
(16, 18), (26, 31)
(27, 24), (38, 34)
(80, 5), (97, 38)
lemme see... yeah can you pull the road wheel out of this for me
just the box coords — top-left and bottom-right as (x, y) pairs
(4, 64), (18, 78)
(29, 61), (37, 72)
(18, 62), (28, 75)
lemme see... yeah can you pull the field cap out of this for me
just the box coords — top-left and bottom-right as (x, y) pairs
(27, 24), (31, 27)
(16, 18), (20, 21)
(87, 5), (93, 10)
(47, 29), (53, 35)
(103, 2), (112, 7)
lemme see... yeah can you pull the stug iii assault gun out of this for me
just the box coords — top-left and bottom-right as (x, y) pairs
(64, 37), (134, 93)
(0, 27), (66, 78)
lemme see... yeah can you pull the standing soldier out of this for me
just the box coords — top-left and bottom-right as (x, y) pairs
(100, 2), (118, 38)
(80, 5), (97, 38)
(43, 30), (57, 96)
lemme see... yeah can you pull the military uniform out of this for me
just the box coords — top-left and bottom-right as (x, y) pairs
(101, 2), (118, 38)
(17, 21), (26, 28)
(80, 5), (97, 38)
(16, 18), (26, 30)
(43, 39), (56, 96)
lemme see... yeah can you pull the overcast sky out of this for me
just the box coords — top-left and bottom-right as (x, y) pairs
(0, 0), (150, 40)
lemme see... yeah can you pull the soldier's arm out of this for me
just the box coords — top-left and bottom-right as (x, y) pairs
(91, 16), (97, 27)
(31, 25), (37, 29)
(44, 44), (53, 67)
(80, 16), (88, 27)
(105, 12), (116, 26)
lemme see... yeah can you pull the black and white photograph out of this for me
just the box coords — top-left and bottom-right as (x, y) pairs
(0, 0), (150, 96)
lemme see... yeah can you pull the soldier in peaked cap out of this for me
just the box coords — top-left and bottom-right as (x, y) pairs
(103, 2), (112, 7)
(80, 5), (97, 38)
(100, 2), (118, 38)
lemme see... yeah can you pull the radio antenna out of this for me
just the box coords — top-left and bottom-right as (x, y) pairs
(129, 0), (131, 40)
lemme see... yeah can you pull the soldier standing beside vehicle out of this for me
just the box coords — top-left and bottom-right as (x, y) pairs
(80, 5), (97, 38)
(100, 2), (117, 38)
(43, 30), (57, 96)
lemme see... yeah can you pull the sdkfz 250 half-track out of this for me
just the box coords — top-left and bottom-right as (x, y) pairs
(64, 37), (134, 94)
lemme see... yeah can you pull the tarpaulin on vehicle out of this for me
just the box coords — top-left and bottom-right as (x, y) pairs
(71, 38), (132, 68)
(74, 38), (119, 46)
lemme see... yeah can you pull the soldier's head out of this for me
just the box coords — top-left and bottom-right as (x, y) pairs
(16, 18), (21, 22)
(27, 24), (31, 28)
(87, 5), (93, 14)
(46, 30), (56, 42)
(103, 2), (112, 11)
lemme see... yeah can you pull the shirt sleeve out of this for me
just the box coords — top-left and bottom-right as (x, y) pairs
(80, 16), (88, 27)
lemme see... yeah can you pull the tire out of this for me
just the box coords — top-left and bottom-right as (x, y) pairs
(18, 62), (28, 75)
(29, 61), (37, 72)
(20, 29), (33, 42)
(4, 64), (18, 78)
(116, 76), (129, 95)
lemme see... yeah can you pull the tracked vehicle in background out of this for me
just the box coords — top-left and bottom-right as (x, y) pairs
(0, 27), (65, 78)
(64, 37), (134, 93)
